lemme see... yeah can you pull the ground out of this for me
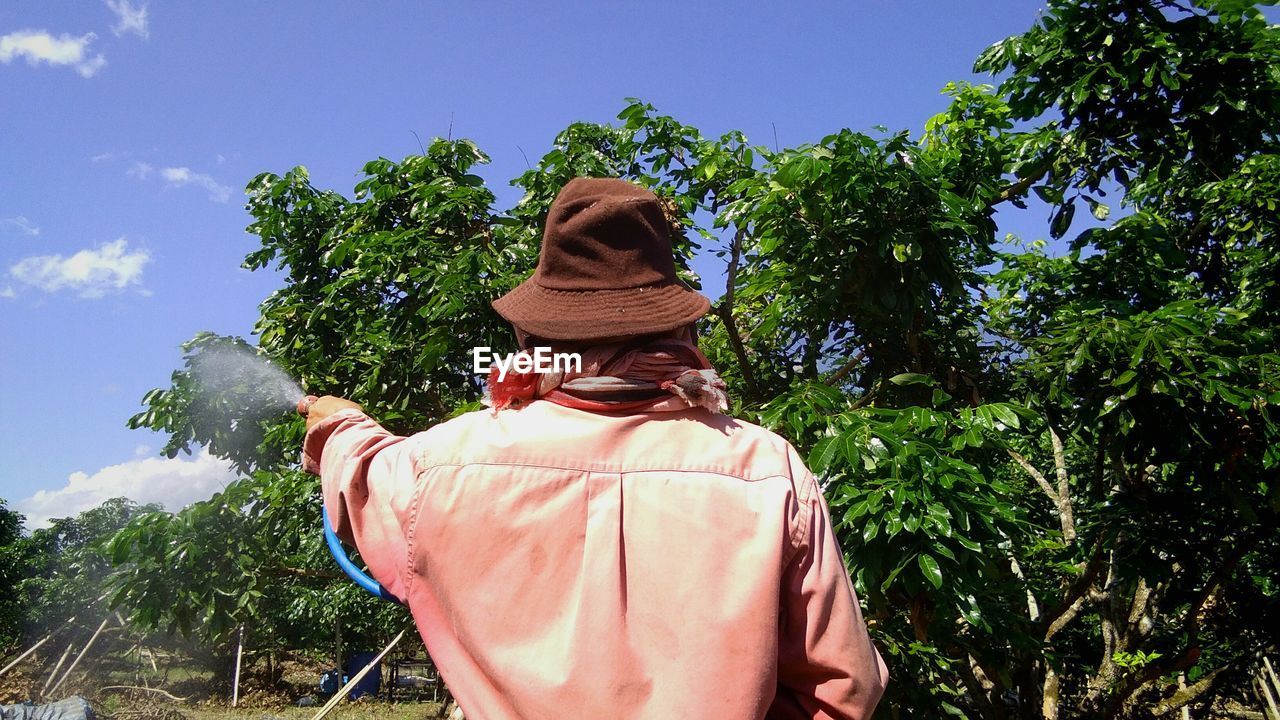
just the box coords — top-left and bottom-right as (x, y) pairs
(0, 648), (452, 720)
(112, 701), (445, 720)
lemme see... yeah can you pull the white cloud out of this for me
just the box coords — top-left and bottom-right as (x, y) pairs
(0, 30), (107, 77)
(126, 161), (153, 179)
(2, 216), (40, 236)
(8, 238), (150, 298)
(159, 166), (232, 203)
(91, 151), (120, 163)
(76, 53), (107, 78)
(105, 0), (149, 39)
(127, 162), (231, 203)
(16, 448), (237, 530)
(0, 286), (15, 299)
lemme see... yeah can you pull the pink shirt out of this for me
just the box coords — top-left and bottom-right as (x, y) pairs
(305, 399), (888, 719)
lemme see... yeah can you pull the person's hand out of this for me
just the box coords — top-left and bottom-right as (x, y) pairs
(306, 395), (363, 431)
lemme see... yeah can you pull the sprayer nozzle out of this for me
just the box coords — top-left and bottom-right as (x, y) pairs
(297, 395), (320, 417)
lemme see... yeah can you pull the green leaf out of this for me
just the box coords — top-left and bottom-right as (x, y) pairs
(809, 437), (840, 473)
(892, 241), (923, 263)
(990, 404), (1020, 428)
(889, 373), (934, 387)
(918, 553), (943, 589)
(1050, 202), (1077, 240)
(1084, 196), (1110, 220)
(863, 521), (880, 543)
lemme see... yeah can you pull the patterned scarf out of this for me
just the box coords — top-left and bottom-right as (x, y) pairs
(486, 333), (729, 413)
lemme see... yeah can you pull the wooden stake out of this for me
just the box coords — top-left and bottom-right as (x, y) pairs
(1177, 672), (1190, 720)
(0, 634), (53, 678)
(1, 615), (77, 680)
(42, 642), (75, 695)
(49, 617), (109, 696)
(334, 615), (343, 680)
(231, 625), (245, 708)
(1259, 668), (1280, 720)
(309, 629), (405, 720)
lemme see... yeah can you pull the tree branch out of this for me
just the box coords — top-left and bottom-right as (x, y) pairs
(849, 379), (884, 411)
(1103, 644), (1202, 718)
(989, 159), (1053, 207)
(1008, 445), (1075, 542)
(714, 227), (760, 402)
(1080, 549), (1123, 713)
(1008, 448), (1059, 506)
(1151, 662), (1235, 716)
(1043, 539), (1108, 642)
(1103, 535), (1262, 716)
(1220, 703), (1265, 719)
(1124, 576), (1155, 647)
(954, 655), (1005, 720)
(101, 686), (188, 703)
(1047, 424), (1076, 543)
(1007, 551), (1041, 622)
(824, 350), (864, 386)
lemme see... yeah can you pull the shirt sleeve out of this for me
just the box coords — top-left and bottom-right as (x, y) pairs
(769, 472), (890, 720)
(302, 407), (420, 601)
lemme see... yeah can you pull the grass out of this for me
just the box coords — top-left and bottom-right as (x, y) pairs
(181, 703), (445, 720)
(3, 641), (452, 719)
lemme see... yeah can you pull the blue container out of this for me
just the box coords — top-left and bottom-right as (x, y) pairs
(318, 669), (341, 695)
(344, 651), (383, 700)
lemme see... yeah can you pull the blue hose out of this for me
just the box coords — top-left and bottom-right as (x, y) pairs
(322, 507), (403, 604)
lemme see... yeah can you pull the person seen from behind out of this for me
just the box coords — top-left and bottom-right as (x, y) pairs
(302, 177), (890, 719)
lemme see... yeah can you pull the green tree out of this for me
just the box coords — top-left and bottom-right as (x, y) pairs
(20, 498), (163, 626)
(107, 468), (408, 655)
(0, 499), (29, 649)
(1, 498), (162, 651)
(116, 0), (1280, 716)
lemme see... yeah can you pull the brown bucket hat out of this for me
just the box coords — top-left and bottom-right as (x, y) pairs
(492, 177), (711, 341)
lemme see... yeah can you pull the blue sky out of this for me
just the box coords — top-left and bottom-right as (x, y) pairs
(1, 1), (1055, 527)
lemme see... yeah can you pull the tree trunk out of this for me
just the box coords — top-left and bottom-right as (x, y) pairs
(1042, 664), (1060, 720)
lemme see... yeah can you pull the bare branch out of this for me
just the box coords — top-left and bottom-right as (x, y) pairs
(1151, 662), (1234, 716)
(1123, 576), (1157, 649)
(101, 686), (189, 703)
(1220, 702), (1265, 719)
(1047, 425), (1076, 543)
(1042, 538), (1108, 643)
(989, 159), (1053, 207)
(1103, 536), (1263, 716)
(1043, 664), (1063, 720)
(955, 656), (1005, 720)
(823, 350), (865, 386)
(1008, 446), (1076, 542)
(850, 379), (884, 411)
(1104, 644), (1202, 717)
(1008, 448), (1059, 505)
(1006, 552), (1041, 623)
(1045, 593), (1088, 644)
(722, 228), (744, 318)
(714, 227), (760, 401)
